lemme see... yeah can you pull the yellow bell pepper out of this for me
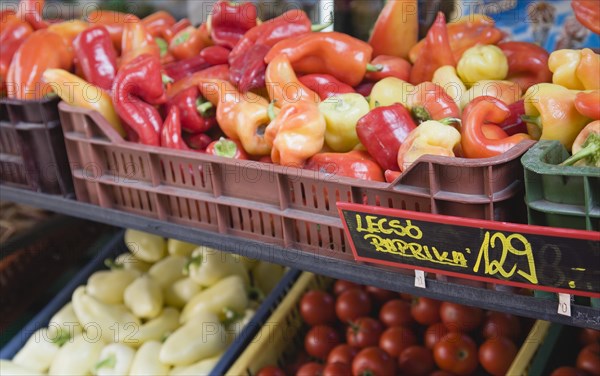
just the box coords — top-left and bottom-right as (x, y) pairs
(94, 343), (136, 376)
(159, 311), (227, 366)
(0, 360), (39, 376)
(432, 65), (467, 108)
(457, 44), (508, 86)
(49, 334), (104, 376)
(169, 353), (223, 376)
(167, 239), (198, 257)
(523, 83), (591, 151)
(129, 341), (171, 376)
(13, 328), (61, 372)
(164, 278), (202, 308)
(368, 77), (414, 109)
(125, 229), (166, 263)
(460, 80), (522, 110)
(148, 255), (187, 289)
(186, 247), (249, 287)
(319, 93), (370, 152)
(127, 307), (180, 347)
(124, 275), (164, 320)
(86, 269), (140, 305)
(549, 49), (585, 90)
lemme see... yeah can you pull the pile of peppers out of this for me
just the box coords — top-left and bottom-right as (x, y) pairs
(2, 0), (599, 183)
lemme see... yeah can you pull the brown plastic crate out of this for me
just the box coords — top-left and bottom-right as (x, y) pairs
(0, 97), (73, 195)
(59, 102), (533, 260)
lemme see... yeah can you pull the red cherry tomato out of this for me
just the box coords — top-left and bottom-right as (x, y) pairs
(577, 342), (600, 376)
(304, 325), (341, 360)
(297, 362), (325, 376)
(425, 322), (450, 349)
(479, 336), (518, 376)
(323, 362), (351, 376)
(256, 365), (286, 376)
(398, 346), (436, 376)
(379, 299), (414, 327)
(379, 326), (418, 357)
(411, 297), (441, 326)
(365, 286), (397, 305)
(336, 289), (372, 323)
(440, 302), (484, 332)
(300, 290), (336, 326)
(352, 347), (397, 376)
(580, 328), (600, 346)
(433, 332), (479, 376)
(334, 280), (362, 296)
(327, 344), (359, 365)
(550, 366), (590, 376)
(346, 317), (383, 349)
(482, 312), (521, 341)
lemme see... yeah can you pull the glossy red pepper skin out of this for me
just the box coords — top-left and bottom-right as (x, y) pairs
(0, 17), (33, 94)
(165, 86), (217, 133)
(167, 18), (192, 41)
(384, 170), (401, 183)
(410, 82), (460, 122)
(265, 32), (374, 87)
(210, 1), (257, 49)
(17, 0), (47, 30)
(86, 10), (135, 52)
(298, 74), (356, 100)
(365, 55), (411, 82)
(236, 43), (272, 92)
(354, 81), (375, 97)
(142, 11), (176, 40)
(161, 106), (190, 150)
(498, 99), (528, 135)
(186, 133), (213, 151)
(409, 12), (455, 85)
(73, 26), (118, 91)
(356, 104), (417, 171)
(205, 138), (249, 159)
(163, 45), (229, 82)
(112, 54), (166, 146)
(305, 150), (385, 182)
(572, 0), (600, 34)
(166, 64), (230, 99)
(498, 41), (552, 92)
(461, 96), (532, 158)
(169, 26), (207, 61)
(575, 91), (600, 120)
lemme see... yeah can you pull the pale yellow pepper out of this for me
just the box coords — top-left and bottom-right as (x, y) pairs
(548, 48), (600, 91)
(432, 65), (467, 109)
(369, 77), (414, 109)
(457, 44), (509, 86)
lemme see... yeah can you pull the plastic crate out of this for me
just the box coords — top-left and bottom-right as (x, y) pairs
(59, 102), (533, 261)
(0, 97), (73, 195)
(0, 231), (302, 376)
(229, 272), (548, 375)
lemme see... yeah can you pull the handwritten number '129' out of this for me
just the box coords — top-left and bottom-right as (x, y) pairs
(473, 231), (538, 284)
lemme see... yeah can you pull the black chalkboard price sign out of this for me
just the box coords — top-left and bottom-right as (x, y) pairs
(337, 203), (600, 298)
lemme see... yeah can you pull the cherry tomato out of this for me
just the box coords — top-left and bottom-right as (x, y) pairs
(365, 285), (397, 305)
(304, 325), (341, 360)
(297, 362), (325, 376)
(379, 326), (418, 357)
(323, 362), (351, 376)
(398, 346), (436, 376)
(256, 365), (286, 376)
(425, 322), (450, 349)
(352, 347), (397, 376)
(482, 312), (521, 341)
(327, 344), (359, 365)
(379, 299), (414, 327)
(550, 366), (589, 376)
(300, 290), (336, 326)
(334, 280), (362, 296)
(580, 328), (600, 346)
(347, 317), (383, 349)
(577, 342), (600, 376)
(433, 332), (479, 376)
(336, 289), (372, 323)
(411, 297), (441, 326)
(479, 336), (518, 376)
(440, 302), (484, 332)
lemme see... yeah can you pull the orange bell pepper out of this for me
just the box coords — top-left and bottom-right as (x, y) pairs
(575, 91), (600, 120)
(6, 29), (73, 100)
(265, 54), (320, 107)
(0, 17), (33, 95)
(265, 100), (326, 167)
(409, 12), (455, 85)
(142, 10), (175, 41)
(47, 19), (89, 45)
(168, 26), (207, 61)
(120, 18), (160, 67)
(409, 14), (504, 64)
(368, 0), (418, 60)
(86, 10), (136, 52)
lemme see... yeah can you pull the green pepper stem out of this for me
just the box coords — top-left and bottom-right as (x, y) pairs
(521, 115), (542, 129)
(155, 37), (168, 57)
(94, 354), (116, 371)
(560, 138), (600, 166)
(366, 64), (384, 72)
(438, 117), (462, 126)
(412, 106), (431, 123)
(50, 329), (71, 347)
(214, 137), (238, 158)
(311, 20), (333, 32)
(104, 258), (123, 270)
(162, 74), (174, 85)
(183, 254), (202, 275)
(196, 101), (214, 116)
(172, 32), (190, 46)
(268, 100), (277, 121)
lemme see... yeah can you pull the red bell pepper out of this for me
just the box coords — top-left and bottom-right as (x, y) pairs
(498, 41), (552, 92)
(17, 0), (47, 30)
(235, 43), (272, 93)
(384, 170), (401, 183)
(575, 91), (600, 120)
(461, 96), (532, 158)
(305, 150), (385, 182)
(86, 10), (135, 52)
(209, 0), (257, 49)
(364, 55), (411, 82)
(368, 0), (418, 59)
(166, 18), (192, 42)
(497, 99), (528, 136)
(205, 137), (249, 159)
(166, 64), (230, 99)
(409, 12), (455, 85)
(162, 45), (230, 83)
(409, 82), (460, 122)
(161, 106), (190, 150)
(165, 86), (217, 134)
(186, 133), (213, 151)
(0, 17), (33, 95)
(142, 11), (175, 40)
(298, 74), (356, 100)
(120, 18), (160, 67)
(354, 81), (375, 97)
(73, 26), (118, 91)
(572, 0), (600, 35)
(112, 54), (166, 146)
(168, 26), (207, 61)
(355, 104), (417, 171)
